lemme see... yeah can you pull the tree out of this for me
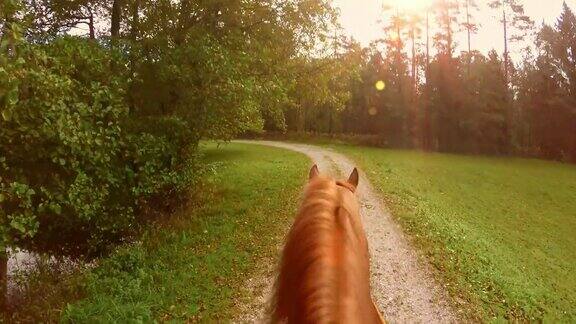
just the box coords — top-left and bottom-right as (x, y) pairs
(281, 38), (362, 134)
(19, 0), (105, 40)
(406, 13), (423, 91)
(476, 51), (512, 154)
(518, 3), (576, 161)
(0, 0), (21, 309)
(382, 3), (407, 95)
(110, 0), (122, 38)
(434, 0), (459, 56)
(428, 0), (465, 152)
(129, 0), (139, 41)
(550, 2), (576, 99)
(422, 5), (433, 150)
(488, 0), (534, 82)
(461, 0), (479, 76)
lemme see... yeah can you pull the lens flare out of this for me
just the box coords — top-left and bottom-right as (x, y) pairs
(388, 30), (400, 41)
(375, 81), (386, 91)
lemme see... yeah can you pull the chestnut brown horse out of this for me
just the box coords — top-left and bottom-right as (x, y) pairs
(269, 165), (385, 324)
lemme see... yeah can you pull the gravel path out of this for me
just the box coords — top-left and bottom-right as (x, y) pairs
(234, 141), (457, 323)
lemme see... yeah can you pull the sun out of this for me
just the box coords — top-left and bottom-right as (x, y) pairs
(386, 0), (433, 11)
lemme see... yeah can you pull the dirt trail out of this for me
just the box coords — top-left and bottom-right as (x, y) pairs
(235, 141), (456, 323)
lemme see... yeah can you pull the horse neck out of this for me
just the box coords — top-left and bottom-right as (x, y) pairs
(271, 178), (377, 324)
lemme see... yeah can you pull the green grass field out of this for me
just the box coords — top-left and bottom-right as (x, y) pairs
(16, 142), (308, 322)
(11, 140), (576, 322)
(329, 144), (576, 321)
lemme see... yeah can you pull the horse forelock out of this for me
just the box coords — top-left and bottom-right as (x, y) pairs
(336, 180), (356, 193)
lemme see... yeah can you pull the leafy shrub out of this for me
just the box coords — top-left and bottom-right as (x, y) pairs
(1, 0), (300, 258)
(0, 38), (195, 257)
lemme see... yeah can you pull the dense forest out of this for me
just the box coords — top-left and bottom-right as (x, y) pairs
(274, 1), (576, 163)
(0, 0), (575, 310)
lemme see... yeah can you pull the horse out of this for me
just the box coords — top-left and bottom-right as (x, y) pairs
(268, 165), (385, 324)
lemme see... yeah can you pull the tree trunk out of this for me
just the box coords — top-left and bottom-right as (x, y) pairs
(328, 110), (333, 134)
(411, 26), (416, 89)
(446, 6), (453, 56)
(466, 0), (471, 76)
(503, 8), (509, 82)
(395, 6), (403, 94)
(111, 0), (122, 38)
(297, 105), (305, 133)
(130, 0), (140, 41)
(502, 7), (511, 153)
(89, 12), (95, 39)
(572, 124), (576, 163)
(423, 9), (432, 151)
(426, 10), (430, 72)
(410, 25), (419, 148)
(0, 249), (7, 312)
(466, 0), (471, 53)
(127, 0), (140, 113)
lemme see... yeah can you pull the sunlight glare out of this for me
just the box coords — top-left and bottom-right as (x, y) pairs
(388, 0), (433, 11)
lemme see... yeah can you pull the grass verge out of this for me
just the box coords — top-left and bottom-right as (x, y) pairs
(328, 144), (576, 321)
(9, 142), (308, 322)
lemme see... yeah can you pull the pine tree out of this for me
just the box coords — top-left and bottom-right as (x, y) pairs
(488, 0), (534, 83)
(553, 2), (576, 98)
(460, 0), (479, 76)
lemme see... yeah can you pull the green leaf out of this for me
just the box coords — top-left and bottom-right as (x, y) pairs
(51, 203), (62, 215)
(10, 219), (26, 234)
(1, 109), (11, 121)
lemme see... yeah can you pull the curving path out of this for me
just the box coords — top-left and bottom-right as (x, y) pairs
(235, 140), (456, 323)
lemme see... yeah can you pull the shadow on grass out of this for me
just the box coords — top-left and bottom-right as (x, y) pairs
(201, 143), (250, 164)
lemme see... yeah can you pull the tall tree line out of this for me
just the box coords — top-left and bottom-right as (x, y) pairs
(273, 1), (576, 163)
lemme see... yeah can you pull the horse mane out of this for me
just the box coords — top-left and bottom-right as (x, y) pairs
(269, 176), (348, 323)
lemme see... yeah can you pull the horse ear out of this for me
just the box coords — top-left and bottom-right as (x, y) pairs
(309, 165), (320, 180)
(348, 168), (359, 189)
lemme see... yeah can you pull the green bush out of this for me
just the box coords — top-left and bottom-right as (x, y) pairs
(1, 0), (327, 259)
(0, 38), (195, 257)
